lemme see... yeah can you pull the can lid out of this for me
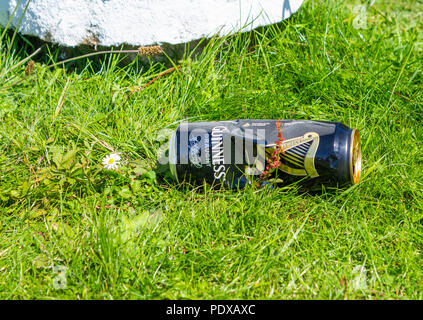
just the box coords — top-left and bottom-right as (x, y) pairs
(169, 130), (179, 182)
(349, 129), (362, 185)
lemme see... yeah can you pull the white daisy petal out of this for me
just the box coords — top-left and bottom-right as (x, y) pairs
(102, 153), (121, 170)
(102, 156), (111, 165)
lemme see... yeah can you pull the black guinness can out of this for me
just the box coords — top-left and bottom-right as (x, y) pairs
(168, 120), (361, 188)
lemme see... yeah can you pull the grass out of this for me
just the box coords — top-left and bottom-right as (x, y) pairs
(0, 0), (422, 299)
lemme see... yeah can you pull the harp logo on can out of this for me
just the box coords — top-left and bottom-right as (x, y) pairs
(188, 136), (203, 168)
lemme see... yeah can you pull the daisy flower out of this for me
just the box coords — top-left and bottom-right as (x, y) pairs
(102, 153), (121, 170)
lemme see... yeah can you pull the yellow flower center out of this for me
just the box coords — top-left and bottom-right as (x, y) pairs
(108, 158), (115, 164)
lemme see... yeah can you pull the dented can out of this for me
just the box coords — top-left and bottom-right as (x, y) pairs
(168, 120), (361, 188)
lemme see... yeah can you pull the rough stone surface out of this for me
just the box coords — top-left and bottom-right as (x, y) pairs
(0, 0), (304, 47)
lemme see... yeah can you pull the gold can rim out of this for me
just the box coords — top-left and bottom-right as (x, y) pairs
(349, 129), (362, 185)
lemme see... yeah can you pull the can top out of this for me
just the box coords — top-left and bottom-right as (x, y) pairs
(349, 129), (362, 185)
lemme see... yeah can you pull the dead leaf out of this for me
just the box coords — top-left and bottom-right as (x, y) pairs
(25, 60), (35, 76)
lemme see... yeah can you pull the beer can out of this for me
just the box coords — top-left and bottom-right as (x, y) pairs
(168, 120), (361, 188)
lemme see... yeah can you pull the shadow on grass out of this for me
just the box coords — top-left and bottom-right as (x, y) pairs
(1, 17), (292, 75)
(154, 162), (350, 198)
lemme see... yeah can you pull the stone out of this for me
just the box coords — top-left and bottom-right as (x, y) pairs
(0, 0), (304, 48)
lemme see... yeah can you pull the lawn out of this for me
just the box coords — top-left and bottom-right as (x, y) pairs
(0, 0), (422, 299)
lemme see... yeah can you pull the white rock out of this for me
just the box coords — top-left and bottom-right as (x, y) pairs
(0, 0), (304, 47)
